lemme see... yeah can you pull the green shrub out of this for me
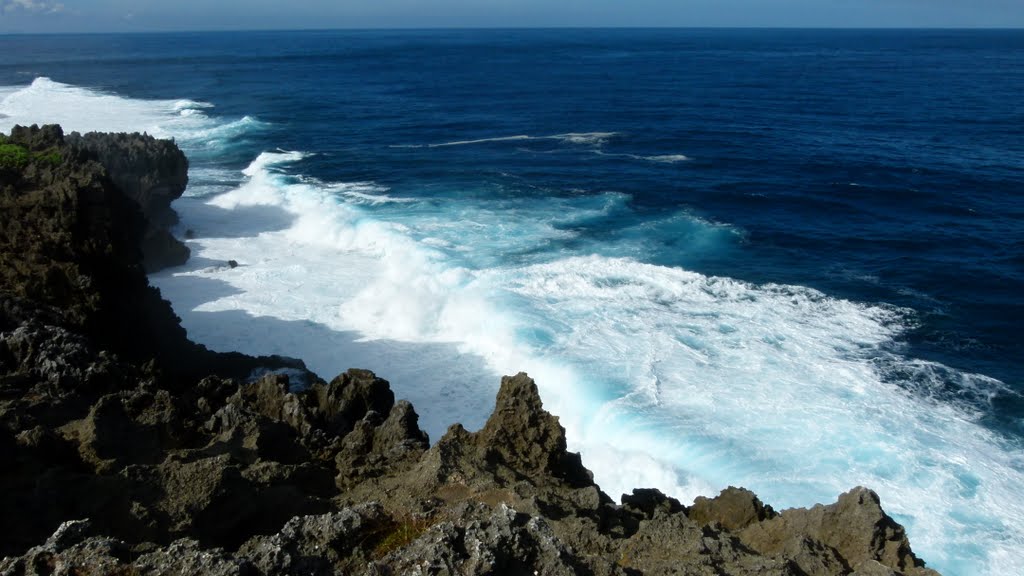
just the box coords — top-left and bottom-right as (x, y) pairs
(0, 143), (30, 170)
(34, 148), (62, 166)
(0, 142), (63, 171)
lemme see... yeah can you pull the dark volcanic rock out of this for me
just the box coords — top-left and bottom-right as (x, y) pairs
(0, 125), (941, 576)
(476, 372), (594, 488)
(689, 486), (777, 531)
(65, 130), (190, 272)
(0, 124), (306, 380)
(369, 502), (588, 576)
(738, 487), (940, 576)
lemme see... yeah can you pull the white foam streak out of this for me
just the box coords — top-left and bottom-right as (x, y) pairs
(645, 154), (690, 163)
(595, 150), (691, 163)
(429, 135), (534, 147)
(332, 186), (417, 205)
(392, 131), (618, 149)
(555, 131), (617, 145)
(173, 99), (215, 113)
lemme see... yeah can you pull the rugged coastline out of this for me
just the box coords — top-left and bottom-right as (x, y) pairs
(0, 125), (941, 575)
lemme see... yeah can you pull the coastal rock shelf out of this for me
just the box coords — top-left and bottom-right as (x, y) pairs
(0, 125), (940, 575)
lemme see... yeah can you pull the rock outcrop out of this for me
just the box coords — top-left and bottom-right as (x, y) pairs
(0, 125), (942, 575)
(65, 129), (190, 272)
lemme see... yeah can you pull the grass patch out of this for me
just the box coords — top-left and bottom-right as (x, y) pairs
(370, 513), (433, 559)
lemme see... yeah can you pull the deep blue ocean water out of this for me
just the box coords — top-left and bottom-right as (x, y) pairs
(2, 29), (1022, 574)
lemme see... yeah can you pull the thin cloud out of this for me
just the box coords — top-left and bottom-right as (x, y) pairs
(1, 0), (66, 14)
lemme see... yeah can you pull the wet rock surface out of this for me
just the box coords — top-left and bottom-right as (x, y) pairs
(0, 126), (941, 575)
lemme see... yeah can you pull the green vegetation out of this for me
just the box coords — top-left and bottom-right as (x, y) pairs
(0, 143), (30, 171)
(0, 141), (63, 172)
(35, 148), (63, 166)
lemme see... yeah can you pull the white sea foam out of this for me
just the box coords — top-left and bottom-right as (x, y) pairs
(8, 78), (1023, 576)
(335, 188), (418, 205)
(173, 99), (215, 113)
(164, 148), (1024, 575)
(0, 77), (262, 152)
(594, 150), (690, 163)
(644, 153), (690, 163)
(392, 131), (618, 149)
(429, 135), (534, 147)
(555, 131), (617, 145)
(0, 77), (185, 135)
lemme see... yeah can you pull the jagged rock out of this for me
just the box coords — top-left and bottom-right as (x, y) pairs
(229, 373), (314, 436)
(622, 488), (686, 520)
(65, 130), (190, 272)
(618, 511), (796, 576)
(689, 486), (777, 531)
(1, 124), (192, 372)
(852, 559), (902, 576)
(0, 124), (317, 383)
(407, 373), (595, 498)
(0, 519), (130, 576)
(63, 131), (188, 228)
(777, 536), (850, 576)
(239, 504), (387, 575)
(43, 520), (93, 552)
(369, 502), (589, 576)
(204, 401), (307, 464)
(477, 373), (594, 488)
(133, 539), (249, 576)
(1, 322), (99, 391)
(334, 399), (430, 490)
(308, 369), (395, 438)
(0, 527), (248, 576)
(738, 487), (940, 576)
(121, 453), (328, 549)
(62, 392), (169, 473)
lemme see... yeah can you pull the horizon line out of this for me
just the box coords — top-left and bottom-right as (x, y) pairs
(2, 25), (1024, 36)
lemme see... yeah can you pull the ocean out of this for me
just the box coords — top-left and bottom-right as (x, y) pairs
(1, 28), (1022, 575)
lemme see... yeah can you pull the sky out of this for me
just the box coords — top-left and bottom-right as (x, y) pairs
(1, 0), (1022, 33)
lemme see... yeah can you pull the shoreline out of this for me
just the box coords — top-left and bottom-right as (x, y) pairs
(0, 124), (942, 575)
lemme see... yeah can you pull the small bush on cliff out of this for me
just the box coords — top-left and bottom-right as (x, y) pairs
(0, 143), (30, 171)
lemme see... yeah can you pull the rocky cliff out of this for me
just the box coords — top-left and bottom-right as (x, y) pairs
(63, 129), (191, 273)
(0, 125), (941, 576)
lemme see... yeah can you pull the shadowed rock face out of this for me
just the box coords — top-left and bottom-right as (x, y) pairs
(0, 124), (298, 380)
(0, 126), (942, 575)
(64, 130), (190, 272)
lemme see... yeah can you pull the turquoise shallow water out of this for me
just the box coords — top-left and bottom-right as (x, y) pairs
(2, 29), (1022, 575)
